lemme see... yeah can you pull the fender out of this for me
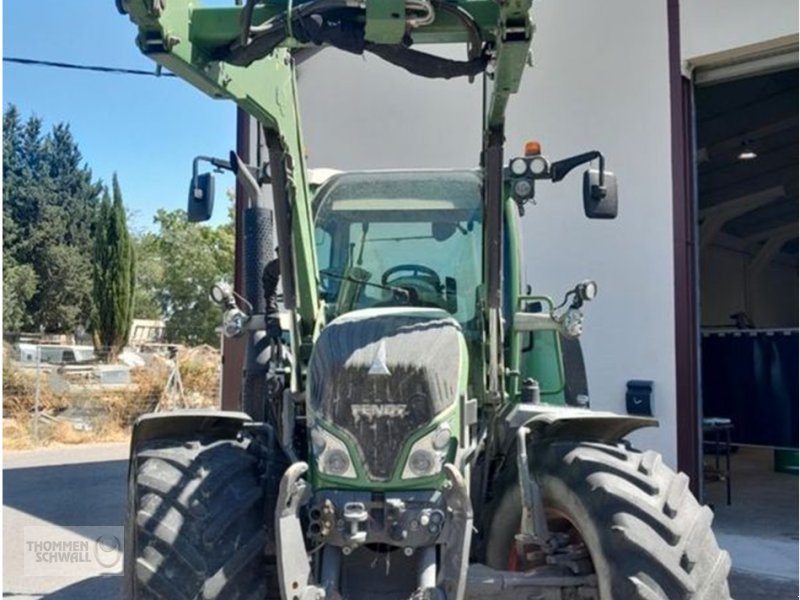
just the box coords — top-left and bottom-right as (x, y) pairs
(505, 403), (657, 445)
(129, 409), (252, 460)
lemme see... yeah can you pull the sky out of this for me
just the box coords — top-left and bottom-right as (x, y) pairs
(2, 1), (237, 232)
(1, 1), (488, 233)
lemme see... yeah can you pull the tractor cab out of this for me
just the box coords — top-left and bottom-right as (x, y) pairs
(313, 170), (483, 329)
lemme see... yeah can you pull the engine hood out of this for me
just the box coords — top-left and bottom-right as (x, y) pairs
(308, 307), (465, 480)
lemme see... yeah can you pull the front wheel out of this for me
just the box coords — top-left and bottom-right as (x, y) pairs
(123, 434), (282, 600)
(484, 441), (732, 599)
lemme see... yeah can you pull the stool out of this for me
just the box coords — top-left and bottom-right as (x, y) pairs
(702, 417), (734, 506)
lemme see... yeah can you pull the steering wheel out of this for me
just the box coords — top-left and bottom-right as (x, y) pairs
(381, 264), (442, 291)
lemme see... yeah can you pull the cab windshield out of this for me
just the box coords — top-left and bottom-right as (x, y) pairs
(314, 171), (484, 326)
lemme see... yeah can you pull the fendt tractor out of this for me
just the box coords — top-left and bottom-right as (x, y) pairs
(119, 1), (732, 599)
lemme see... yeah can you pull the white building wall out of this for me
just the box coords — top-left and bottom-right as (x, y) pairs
(681, 0), (799, 61)
(298, 1), (678, 465)
(505, 2), (676, 463)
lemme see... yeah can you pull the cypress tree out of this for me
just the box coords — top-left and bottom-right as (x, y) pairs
(92, 174), (135, 361)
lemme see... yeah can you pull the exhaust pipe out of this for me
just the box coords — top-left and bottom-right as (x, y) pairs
(230, 150), (276, 422)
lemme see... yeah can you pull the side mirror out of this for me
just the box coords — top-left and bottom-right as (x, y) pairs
(583, 169), (618, 219)
(187, 172), (215, 222)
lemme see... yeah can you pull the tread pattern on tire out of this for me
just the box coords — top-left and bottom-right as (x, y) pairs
(484, 441), (732, 600)
(125, 435), (280, 600)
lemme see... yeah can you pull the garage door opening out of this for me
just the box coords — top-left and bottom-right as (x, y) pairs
(693, 60), (798, 537)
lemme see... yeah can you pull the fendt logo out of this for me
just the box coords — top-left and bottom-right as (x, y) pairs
(367, 340), (392, 376)
(351, 404), (408, 420)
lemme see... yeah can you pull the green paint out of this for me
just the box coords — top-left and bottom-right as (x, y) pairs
(504, 197), (522, 399)
(174, 1), (503, 49)
(365, 0), (406, 44)
(516, 295), (567, 405)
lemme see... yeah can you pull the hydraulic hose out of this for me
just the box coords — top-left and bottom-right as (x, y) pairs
(224, 0), (488, 80)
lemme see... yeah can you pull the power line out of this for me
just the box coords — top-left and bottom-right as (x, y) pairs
(3, 57), (176, 78)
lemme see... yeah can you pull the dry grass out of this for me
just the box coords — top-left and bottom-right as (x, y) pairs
(178, 345), (221, 402)
(3, 418), (131, 450)
(3, 345), (71, 416)
(3, 344), (221, 450)
(49, 420), (130, 445)
(3, 417), (36, 450)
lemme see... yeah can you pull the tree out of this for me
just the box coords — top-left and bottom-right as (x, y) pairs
(2, 104), (102, 333)
(143, 208), (234, 346)
(39, 244), (93, 332)
(91, 174), (135, 360)
(131, 232), (165, 320)
(3, 205), (38, 331)
(3, 259), (38, 332)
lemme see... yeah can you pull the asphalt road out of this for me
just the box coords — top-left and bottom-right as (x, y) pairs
(3, 442), (797, 599)
(3, 443), (129, 600)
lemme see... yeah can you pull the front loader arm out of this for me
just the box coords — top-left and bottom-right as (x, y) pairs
(120, 0), (534, 343)
(121, 0), (320, 332)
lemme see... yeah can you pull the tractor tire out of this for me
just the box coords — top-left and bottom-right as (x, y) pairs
(484, 441), (732, 600)
(123, 435), (281, 600)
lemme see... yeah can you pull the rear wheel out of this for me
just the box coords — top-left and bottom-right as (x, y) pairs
(123, 434), (282, 600)
(484, 441), (732, 599)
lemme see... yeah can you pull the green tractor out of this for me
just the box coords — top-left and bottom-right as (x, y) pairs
(120, 1), (732, 598)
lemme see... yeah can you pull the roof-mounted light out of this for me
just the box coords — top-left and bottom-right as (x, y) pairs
(524, 140), (542, 156)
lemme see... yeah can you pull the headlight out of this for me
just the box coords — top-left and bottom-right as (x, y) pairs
(510, 157), (528, 176)
(560, 307), (585, 338)
(576, 280), (598, 302)
(222, 309), (247, 338)
(529, 155), (549, 176)
(311, 425), (357, 479)
(408, 449), (436, 476)
(324, 449), (351, 476)
(512, 178), (534, 199)
(402, 424), (452, 479)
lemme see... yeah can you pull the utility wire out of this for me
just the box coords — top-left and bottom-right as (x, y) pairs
(3, 57), (176, 78)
